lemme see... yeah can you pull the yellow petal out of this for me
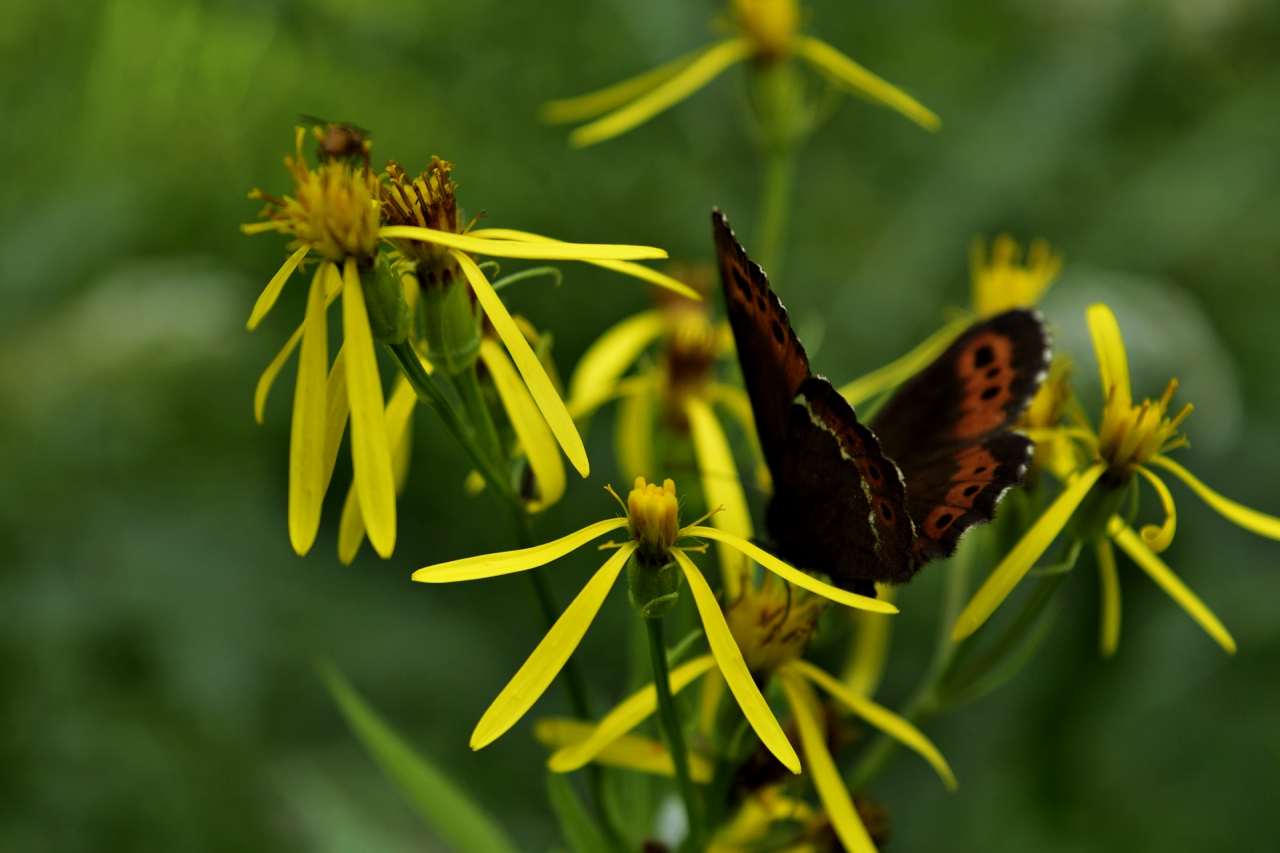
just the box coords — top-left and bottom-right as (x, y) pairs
(685, 397), (754, 601)
(547, 654), (717, 772)
(698, 666), (726, 736)
(1096, 539), (1121, 658)
(794, 35), (940, 132)
(539, 44), (711, 124)
(1086, 303), (1131, 411)
(840, 584), (896, 699)
(321, 345), (349, 497)
(777, 673), (878, 853)
(1135, 466), (1177, 553)
(467, 230), (699, 300)
(247, 246), (309, 330)
(673, 549), (800, 774)
(471, 543), (637, 749)
(287, 264), (330, 556)
(566, 310), (667, 416)
(379, 226), (666, 262)
(615, 377), (654, 484)
(451, 250), (589, 477)
(337, 481), (364, 566)
(254, 266), (343, 424)
(680, 527), (898, 614)
(342, 258), (397, 559)
(480, 337), (566, 510)
(952, 463), (1106, 641)
(534, 718), (714, 782)
(568, 38), (753, 147)
(414, 517), (629, 582)
(837, 317), (970, 408)
(789, 659), (956, 791)
(1150, 455), (1280, 540)
(1110, 519), (1236, 654)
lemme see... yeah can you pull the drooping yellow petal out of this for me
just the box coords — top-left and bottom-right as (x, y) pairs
(466, 229), (700, 300)
(794, 35), (940, 132)
(380, 226), (666, 262)
(287, 264), (330, 556)
(534, 718), (714, 782)
(480, 338), (565, 510)
(681, 526), (898, 614)
(1150, 455), (1280, 540)
(568, 38), (753, 147)
(673, 549), (800, 774)
(414, 517), (629, 583)
(566, 310), (667, 417)
(247, 246), (310, 330)
(953, 463), (1106, 641)
(841, 584), (896, 698)
(337, 376), (418, 565)
(788, 659), (956, 791)
(615, 376), (655, 484)
(1134, 466), (1177, 553)
(777, 673), (878, 853)
(321, 345), (350, 497)
(1110, 519), (1236, 654)
(253, 268), (343, 424)
(685, 397), (754, 601)
(540, 45), (711, 124)
(546, 654), (717, 772)
(837, 317), (971, 407)
(451, 250), (589, 477)
(706, 383), (770, 493)
(1086, 303), (1131, 411)
(1096, 539), (1121, 658)
(471, 543), (637, 750)
(342, 258), (397, 559)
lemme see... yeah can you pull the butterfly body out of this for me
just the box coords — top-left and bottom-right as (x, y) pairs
(713, 210), (1049, 595)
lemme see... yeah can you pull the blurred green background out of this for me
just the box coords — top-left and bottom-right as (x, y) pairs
(3, 0), (1279, 850)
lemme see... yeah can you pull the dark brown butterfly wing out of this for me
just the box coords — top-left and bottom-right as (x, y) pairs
(870, 310), (1051, 564)
(713, 210), (914, 594)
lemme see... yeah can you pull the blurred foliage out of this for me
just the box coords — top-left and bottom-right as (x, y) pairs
(2, 0), (1279, 850)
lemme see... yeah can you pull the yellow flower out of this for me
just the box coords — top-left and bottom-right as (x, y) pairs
(953, 303), (1280, 655)
(839, 234), (1062, 408)
(540, 0), (938, 148)
(708, 788), (889, 853)
(1018, 356), (1080, 481)
(243, 131), (678, 559)
(566, 276), (763, 600)
(413, 477), (896, 773)
(536, 572), (952, 853)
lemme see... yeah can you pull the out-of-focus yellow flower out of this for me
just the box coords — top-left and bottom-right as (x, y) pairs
(954, 304), (1280, 656)
(839, 235), (1063, 408)
(414, 477), (897, 773)
(537, 571), (950, 853)
(541, 0), (938, 148)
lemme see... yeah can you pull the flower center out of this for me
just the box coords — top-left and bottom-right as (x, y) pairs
(1097, 378), (1191, 480)
(627, 477), (681, 559)
(970, 234), (1061, 318)
(382, 157), (463, 285)
(733, 0), (799, 63)
(725, 575), (826, 675)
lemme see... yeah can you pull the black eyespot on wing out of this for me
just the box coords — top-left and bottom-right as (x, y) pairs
(981, 386), (1001, 400)
(974, 345), (995, 368)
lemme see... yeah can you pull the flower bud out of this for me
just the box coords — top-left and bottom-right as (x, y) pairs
(626, 478), (683, 619)
(361, 253), (413, 344)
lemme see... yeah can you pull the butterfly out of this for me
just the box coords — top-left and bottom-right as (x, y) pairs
(712, 210), (1050, 597)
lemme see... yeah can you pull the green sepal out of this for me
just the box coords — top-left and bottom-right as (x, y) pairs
(422, 276), (481, 375)
(360, 253), (413, 344)
(1071, 475), (1134, 543)
(627, 550), (682, 619)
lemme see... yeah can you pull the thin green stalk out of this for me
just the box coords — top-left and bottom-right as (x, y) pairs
(453, 362), (505, 470)
(755, 145), (796, 275)
(646, 617), (704, 852)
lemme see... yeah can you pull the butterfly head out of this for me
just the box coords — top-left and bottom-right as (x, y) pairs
(725, 573), (828, 676)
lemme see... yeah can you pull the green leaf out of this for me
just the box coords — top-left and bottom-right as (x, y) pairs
(546, 772), (613, 853)
(318, 660), (521, 853)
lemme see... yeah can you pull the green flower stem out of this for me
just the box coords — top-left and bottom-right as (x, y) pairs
(646, 616), (704, 852)
(755, 144), (796, 275)
(452, 362), (506, 472)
